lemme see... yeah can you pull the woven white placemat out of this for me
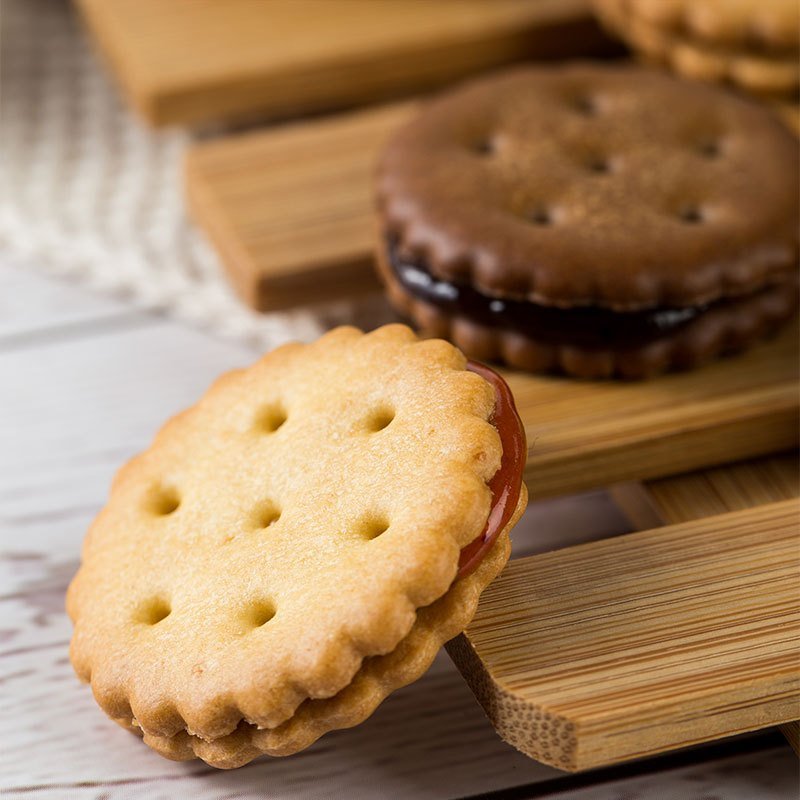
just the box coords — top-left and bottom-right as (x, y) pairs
(0, 0), (389, 348)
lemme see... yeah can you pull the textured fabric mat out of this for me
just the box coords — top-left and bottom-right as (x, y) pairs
(0, 0), (389, 348)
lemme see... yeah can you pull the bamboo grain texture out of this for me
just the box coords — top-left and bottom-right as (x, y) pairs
(186, 102), (415, 309)
(612, 452), (800, 758)
(77, 0), (608, 127)
(511, 324), (798, 498)
(447, 499), (800, 771)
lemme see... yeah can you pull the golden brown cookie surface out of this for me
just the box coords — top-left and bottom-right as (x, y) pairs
(68, 325), (524, 762)
(130, 522), (520, 768)
(613, 0), (799, 52)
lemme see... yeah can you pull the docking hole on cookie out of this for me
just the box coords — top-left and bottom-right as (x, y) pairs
(146, 485), (181, 516)
(572, 94), (598, 116)
(251, 500), (281, 530)
(363, 404), (395, 433)
(679, 206), (705, 224)
(243, 600), (276, 629)
(587, 157), (612, 174)
(254, 403), (287, 433)
(698, 139), (722, 159)
(473, 138), (496, 156)
(359, 513), (390, 541)
(528, 208), (553, 226)
(135, 597), (171, 626)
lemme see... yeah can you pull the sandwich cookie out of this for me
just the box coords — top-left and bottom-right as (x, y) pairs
(67, 325), (528, 767)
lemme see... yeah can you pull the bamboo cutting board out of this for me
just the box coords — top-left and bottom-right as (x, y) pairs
(447, 455), (800, 771)
(77, 0), (612, 127)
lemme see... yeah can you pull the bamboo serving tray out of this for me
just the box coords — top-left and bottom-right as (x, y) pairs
(77, 0), (612, 127)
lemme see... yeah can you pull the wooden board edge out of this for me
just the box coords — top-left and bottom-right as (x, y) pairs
(525, 395), (799, 498)
(780, 721), (800, 756)
(76, 0), (615, 127)
(184, 153), (261, 308)
(185, 150), (384, 310)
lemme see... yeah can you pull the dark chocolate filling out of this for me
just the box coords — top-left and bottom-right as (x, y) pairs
(387, 237), (714, 349)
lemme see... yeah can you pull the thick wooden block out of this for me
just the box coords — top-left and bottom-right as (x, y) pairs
(78, 0), (610, 127)
(447, 500), (800, 771)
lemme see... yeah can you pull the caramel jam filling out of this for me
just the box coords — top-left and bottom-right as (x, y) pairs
(458, 361), (526, 578)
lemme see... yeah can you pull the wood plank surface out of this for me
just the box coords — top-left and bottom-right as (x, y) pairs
(611, 451), (800, 758)
(77, 0), (612, 127)
(447, 500), (800, 771)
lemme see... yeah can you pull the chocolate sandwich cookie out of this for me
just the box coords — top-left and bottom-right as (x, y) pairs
(375, 64), (799, 378)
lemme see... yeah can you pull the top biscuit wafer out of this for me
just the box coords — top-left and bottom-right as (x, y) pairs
(377, 64), (799, 311)
(628, 0), (799, 52)
(67, 325), (504, 744)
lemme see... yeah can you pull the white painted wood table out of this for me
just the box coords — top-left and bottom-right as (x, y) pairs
(1, 261), (797, 799)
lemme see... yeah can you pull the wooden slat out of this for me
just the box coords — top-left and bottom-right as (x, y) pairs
(641, 453), (798, 524)
(611, 452), (799, 530)
(447, 500), (800, 771)
(781, 722), (800, 756)
(186, 102), (414, 309)
(611, 451), (800, 757)
(78, 0), (611, 127)
(511, 325), (798, 498)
